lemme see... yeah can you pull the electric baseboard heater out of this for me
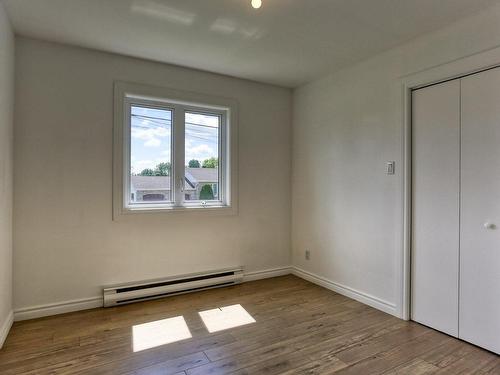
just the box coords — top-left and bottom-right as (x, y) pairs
(103, 267), (244, 307)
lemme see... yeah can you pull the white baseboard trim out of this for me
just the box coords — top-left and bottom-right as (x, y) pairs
(243, 266), (292, 282)
(0, 310), (14, 349)
(292, 267), (397, 316)
(13, 267), (293, 322)
(14, 297), (103, 322)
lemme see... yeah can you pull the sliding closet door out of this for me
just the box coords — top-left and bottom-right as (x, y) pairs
(460, 68), (500, 354)
(411, 81), (460, 336)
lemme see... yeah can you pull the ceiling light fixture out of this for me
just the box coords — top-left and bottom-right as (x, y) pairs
(251, 0), (262, 9)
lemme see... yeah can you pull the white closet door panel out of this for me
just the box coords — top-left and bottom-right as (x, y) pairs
(411, 81), (460, 337)
(460, 68), (500, 354)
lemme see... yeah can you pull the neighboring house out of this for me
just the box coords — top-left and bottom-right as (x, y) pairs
(185, 167), (219, 200)
(131, 168), (219, 202)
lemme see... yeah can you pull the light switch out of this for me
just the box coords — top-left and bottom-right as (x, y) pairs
(386, 161), (395, 175)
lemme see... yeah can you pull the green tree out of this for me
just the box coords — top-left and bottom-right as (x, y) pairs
(202, 157), (218, 168)
(139, 168), (155, 176)
(199, 184), (214, 200)
(154, 162), (171, 176)
(188, 159), (201, 168)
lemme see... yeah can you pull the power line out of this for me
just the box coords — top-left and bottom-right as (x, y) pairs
(132, 114), (219, 130)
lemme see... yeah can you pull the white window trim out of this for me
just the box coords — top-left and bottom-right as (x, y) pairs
(113, 81), (238, 219)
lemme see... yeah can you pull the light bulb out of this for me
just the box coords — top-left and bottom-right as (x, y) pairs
(251, 0), (262, 9)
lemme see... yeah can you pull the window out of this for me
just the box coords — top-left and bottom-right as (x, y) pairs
(114, 82), (237, 216)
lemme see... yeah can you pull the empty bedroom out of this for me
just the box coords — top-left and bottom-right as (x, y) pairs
(0, 0), (499, 374)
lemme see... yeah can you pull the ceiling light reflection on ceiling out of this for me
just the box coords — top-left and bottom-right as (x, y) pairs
(210, 18), (237, 34)
(132, 316), (192, 352)
(199, 304), (256, 333)
(131, 0), (196, 26)
(251, 0), (262, 9)
(210, 18), (266, 40)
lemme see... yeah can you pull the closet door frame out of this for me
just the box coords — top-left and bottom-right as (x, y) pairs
(398, 47), (500, 320)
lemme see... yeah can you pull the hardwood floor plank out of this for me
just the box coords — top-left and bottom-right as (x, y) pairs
(186, 326), (342, 375)
(331, 331), (453, 375)
(334, 323), (430, 364)
(477, 360), (500, 375)
(382, 359), (439, 375)
(204, 301), (374, 362)
(133, 352), (208, 375)
(431, 348), (499, 375)
(275, 356), (347, 375)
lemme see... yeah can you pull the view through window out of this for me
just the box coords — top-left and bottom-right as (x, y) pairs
(130, 105), (172, 204)
(124, 94), (229, 211)
(184, 112), (220, 202)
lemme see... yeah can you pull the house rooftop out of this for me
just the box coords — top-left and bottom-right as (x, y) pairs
(131, 168), (218, 191)
(186, 168), (218, 182)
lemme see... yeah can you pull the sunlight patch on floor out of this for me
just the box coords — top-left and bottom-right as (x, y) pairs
(198, 304), (256, 333)
(132, 316), (192, 352)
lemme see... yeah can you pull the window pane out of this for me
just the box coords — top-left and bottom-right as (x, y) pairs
(184, 112), (220, 202)
(130, 105), (172, 204)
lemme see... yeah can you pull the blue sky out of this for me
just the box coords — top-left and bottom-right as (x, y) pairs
(130, 105), (219, 174)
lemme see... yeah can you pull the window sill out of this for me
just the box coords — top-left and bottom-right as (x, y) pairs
(114, 204), (237, 220)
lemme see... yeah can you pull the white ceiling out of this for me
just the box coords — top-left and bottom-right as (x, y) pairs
(4, 0), (499, 87)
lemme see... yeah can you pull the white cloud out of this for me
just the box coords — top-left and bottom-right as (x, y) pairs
(185, 113), (219, 128)
(131, 157), (170, 174)
(144, 138), (162, 147)
(132, 125), (170, 148)
(131, 159), (155, 173)
(186, 144), (215, 161)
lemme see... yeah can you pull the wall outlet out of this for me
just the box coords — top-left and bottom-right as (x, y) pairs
(305, 249), (310, 260)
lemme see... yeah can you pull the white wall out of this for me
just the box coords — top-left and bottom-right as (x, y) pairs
(14, 37), (292, 312)
(292, 3), (500, 317)
(0, 3), (14, 346)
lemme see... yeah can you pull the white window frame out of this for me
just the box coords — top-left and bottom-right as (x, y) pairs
(113, 81), (238, 218)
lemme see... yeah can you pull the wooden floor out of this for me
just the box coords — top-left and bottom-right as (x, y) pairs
(0, 276), (498, 374)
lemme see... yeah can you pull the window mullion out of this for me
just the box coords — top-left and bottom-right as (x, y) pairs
(173, 105), (185, 206)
